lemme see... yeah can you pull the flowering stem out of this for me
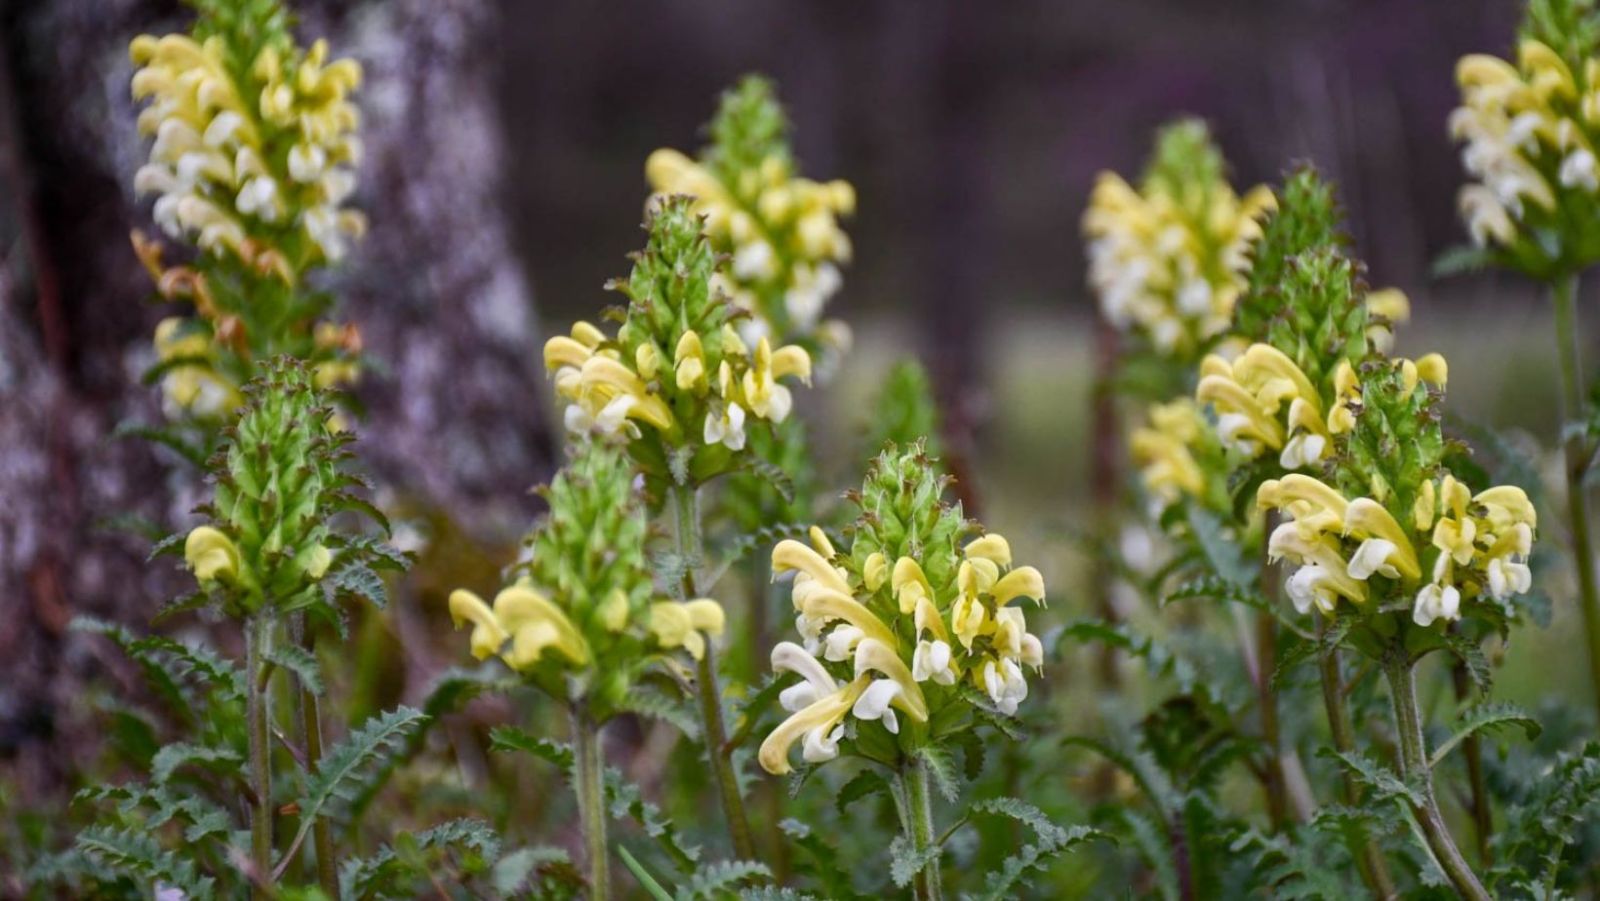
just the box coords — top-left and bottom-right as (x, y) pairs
(289, 614), (337, 895)
(671, 483), (756, 860)
(245, 613), (275, 899)
(1315, 616), (1396, 898)
(570, 703), (610, 901)
(1256, 539), (1288, 831)
(1550, 273), (1600, 721)
(1382, 650), (1489, 901)
(897, 756), (944, 901)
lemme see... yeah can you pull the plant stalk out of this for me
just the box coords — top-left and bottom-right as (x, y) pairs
(1257, 532), (1288, 831)
(290, 613), (337, 895)
(901, 757), (944, 901)
(1315, 615), (1396, 898)
(1551, 273), (1600, 721)
(571, 703), (610, 901)
(671, 484), (756, 860)
(1382, 651), (1489, 901)
(246, 613), (275, 899)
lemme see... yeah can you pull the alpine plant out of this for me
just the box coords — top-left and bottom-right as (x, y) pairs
(129, 0), (364, 424)
(759, 442), (1046, 776)
(646, 75), (855, 369)
(542, 196), (813, 485)
(1083, 118), (1275, 360)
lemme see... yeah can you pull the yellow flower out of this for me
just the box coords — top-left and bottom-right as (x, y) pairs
(448, 586), (592, 672)
(649, 599), (726, 660)
(185, 526), (240, 585)
(1130, 399), (1208, 503)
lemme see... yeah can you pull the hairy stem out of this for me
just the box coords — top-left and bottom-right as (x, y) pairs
(290, 613), (337, 895)
(1257, 534), (1288, 831)
(246, 613), (274, 899)
(1383, 652), (1489, 901)
(1315, 616), (1396, 898)
(900, 757), (945, 901)
(571, 703), (610, 901)
(1551, 273), (1600, 721)
(672, 484), (755, 859)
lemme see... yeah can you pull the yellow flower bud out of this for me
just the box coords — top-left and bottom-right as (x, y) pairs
(185, 526), (240, 584)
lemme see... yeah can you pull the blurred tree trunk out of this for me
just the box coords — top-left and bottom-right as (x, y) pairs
(0, 0), (551, 795)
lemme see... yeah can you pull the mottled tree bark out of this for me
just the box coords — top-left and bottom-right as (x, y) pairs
(0, 0), (551, 799)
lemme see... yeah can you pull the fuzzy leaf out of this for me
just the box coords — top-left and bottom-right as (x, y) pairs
(74, 826), (214, 897)
(888, 833), (940, 889)
(917, 745), (961, 803)
(266, 642), (325, 697)
(675, 860), (772, 900)
(836, 768), (891, 817)
(488, 726), (574, 769)
(327, 559), (388, 608)
(1429, 702), (1541, 768)
(150, 742), (241, 785)
(297, 706), (428, 826)
(1324, 749), (1421, 807)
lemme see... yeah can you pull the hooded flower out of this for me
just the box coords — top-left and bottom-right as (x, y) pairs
(446, 444), (725, 715)
(646, 75), (854, 367)
(543, 198), (812, 482)
(1083, 119), (1274, 359)
(759, 443), (1046, 775)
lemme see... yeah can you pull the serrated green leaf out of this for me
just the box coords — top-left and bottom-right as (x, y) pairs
(1429, 702), (1541, 769)
(266, 642), (325, 697)
(150, 742), (241, 785)
(917, 745), (960, 803)
(297, 706), (428, 827)
(675, 859), (772, 900)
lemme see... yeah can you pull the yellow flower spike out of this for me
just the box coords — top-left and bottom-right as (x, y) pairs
(571, 321), (606, 348)
(964, 533), (1013, 567)
(1416, 353), (1448, 388)
(674, 330), (707, 391)
(493, 586), (590, 666)
(758, 677), (868, 775)
(635, 343), (662, 380)
(1342, 499), (1422, 580)
(770, 345), (813, 385)
(771, 539), (852, 595)
(991, 566), (1046, 606)
(862, 552), (888, 592)
(543, 336), (593, 373)
(851, 639), (930, 722)
(448, 589), (509, 661)
(913, 596), (950, 642)
(185, 526), (240, 584)
(797, 589), (897, 648)
(891, 556), (933, 614)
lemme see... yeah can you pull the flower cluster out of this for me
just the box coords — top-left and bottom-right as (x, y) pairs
(1256, 355), (1536, 628)
(448, 443), (725, 713)
(130, 2), (364, 268)
(1083, 119), (1275, 358)
(759, 443), (1046, 775)
(182, 358), (350, 613)
(645, 76), (854, 363)
(543, 196), (812, 468)
(1449, 0), (1600, 271)
(128, 0), (365, 425)
(1129, 398), (1213, 506)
